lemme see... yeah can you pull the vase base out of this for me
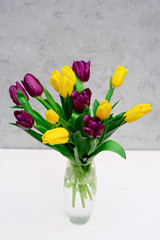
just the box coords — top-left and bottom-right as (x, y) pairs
(69, 216), (90, 225)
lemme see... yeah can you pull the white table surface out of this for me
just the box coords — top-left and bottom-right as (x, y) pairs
(0, 150), (160, 240)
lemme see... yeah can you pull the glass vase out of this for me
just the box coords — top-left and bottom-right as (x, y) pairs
(63, 160), (97, 225)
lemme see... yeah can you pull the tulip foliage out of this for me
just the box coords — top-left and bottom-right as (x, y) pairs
(9, 61), (152, 165)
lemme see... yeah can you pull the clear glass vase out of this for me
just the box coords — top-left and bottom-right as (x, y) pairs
(63, 160), (97, 225)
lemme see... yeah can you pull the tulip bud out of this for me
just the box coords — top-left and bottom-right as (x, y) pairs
(42, 127), (69, 145)
(83, 115), (105, 138)
(59, 76), (75, 98)
(61, 65), (76, 86)
(50, 66), (76, 98)
(96, 100), (112, 120)
(123, 104), (152, 123)
(71, 88), (92, 113)
(9, 81), (29, 106)
(22, 73), (43, 97)
(45, 109), (59, 124)
(14, 110), (34, 129)
(50, 70), (61, 92)
(111, 66), (128, 88)
(72, 60), (90, 82)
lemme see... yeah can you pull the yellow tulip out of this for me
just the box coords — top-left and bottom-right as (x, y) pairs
(96, 100), (112, 120)
(123, 104), (152, 123)
(58, 76), (74, 98)
(42, 127), (69, 145)
(50, 70), (62, 92)
(50, 66), (76, 98)
(61, 65), (76, 86)
(45, 109), (59, 124)
(111, 66), (128, 88)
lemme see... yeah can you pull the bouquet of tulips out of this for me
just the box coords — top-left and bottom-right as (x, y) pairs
(9, 61), (152, 209)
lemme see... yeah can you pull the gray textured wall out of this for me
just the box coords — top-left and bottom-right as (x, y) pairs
(0, 0), (159, 149)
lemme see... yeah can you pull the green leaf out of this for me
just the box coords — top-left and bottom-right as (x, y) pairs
(10, 120), (76, 163)
(90, 140), (126, 159)
(33, 125), (48, 134)
(32, 109), (51, 129)
(10, 106), (23, 109)
(17, 90), (51, 129)
(53, 144), (75, 162)
(68, 135), (74, 145)
(75, 113), (85, 132)
(112, 100), (120, 109)
(108, 117), (125, 132)
(73, 131), (90, 158)
(60, 117), (75, 132)
(93, 99), (100, 116)
(25, 129), (43, 143)
(17, 90), (32, 113)
(103, 126), (120, 141)
(82, 105), (91, 115)
(9, 123), (43, 143)
(42, 86), (62, 113)
(98, 118), (109, 144)
(74, 75), (84, 92)
(36, 96), (52, 110)
(87, 139), (99, 155)
(74, 147), (82, 165)
(60, 95), (73, 120)
(66, 95), (73, 119)
(10, 123), (43, 143)
(109, 112), (126, 124)
(71, 112), (80, 125)
(9, 123), (17, 126)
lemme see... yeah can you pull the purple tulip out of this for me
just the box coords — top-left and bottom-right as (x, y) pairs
(22, 73), (43, 97)
(71, 88), (92, 113)
(9, 81), (29, 106)
(14, 110), (34, 130)
(83, 115), (105, 138)
(72, 60), (90, 82)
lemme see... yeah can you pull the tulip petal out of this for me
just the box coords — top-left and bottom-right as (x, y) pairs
(83, 127), (95, 138)
(50, 70), (61, 92)
(16, 121), (32, 130)
(73, 99), (84, 113)
(82, 88), (92, 99)
(42, 128), (69, 145)
(87, 121), (98, 131)
(71, 91), (79, 99)
(72, 60), (90, 82)
(123, 104), (152, 123)
(9, 85), (20, 106)
(83, 115), (92, 125)
(14, 111), (25, 121)
(22, 73), (43, 97)
(21, 110), (34, 125)
(16, 82), (29, 100)
(95, 124), (105, 138)
(76, 94), (84, 103)
(45, 109), (59, 124)
(14, 110), (34, 129)
(96, 105), (107, 121)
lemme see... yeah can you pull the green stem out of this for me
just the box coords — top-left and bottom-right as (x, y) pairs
(72, 178), (77, 208)
(36, 96), (52, 110)
(85, 184), (93, 201)
(33, 125), (47, 134)
(83, 185), (87, 199)
(78, 185), (85, 208)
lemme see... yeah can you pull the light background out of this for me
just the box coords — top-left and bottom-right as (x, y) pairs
(0, 0), (159, 149)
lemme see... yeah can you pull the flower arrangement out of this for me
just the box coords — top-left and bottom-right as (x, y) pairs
(9, 61), (152, 219)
